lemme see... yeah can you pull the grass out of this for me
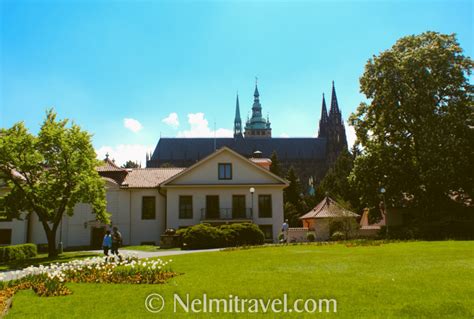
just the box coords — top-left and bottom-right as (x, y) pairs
(0, 252), (99, 271)
(7, 241), (474, 318)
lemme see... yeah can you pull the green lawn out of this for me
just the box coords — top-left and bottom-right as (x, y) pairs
(0, 251), (99, 271)
(7, 241), (474, 318)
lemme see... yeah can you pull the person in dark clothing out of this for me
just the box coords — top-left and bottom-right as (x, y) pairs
(111, 226), (122, 256)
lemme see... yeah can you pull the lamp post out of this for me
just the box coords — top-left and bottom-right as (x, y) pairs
(249, 187), (255, 217)
(380, 187), (388, 236)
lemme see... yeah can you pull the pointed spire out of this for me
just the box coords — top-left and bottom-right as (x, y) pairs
(234, 93), (242, 137)
(235, 93), (241, 120)
(321, 93), (328, 123)
(254, 77), (260, 99)
(329, 81), (340, 116)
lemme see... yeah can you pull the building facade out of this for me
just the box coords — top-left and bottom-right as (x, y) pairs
(0, 147), (287, 248)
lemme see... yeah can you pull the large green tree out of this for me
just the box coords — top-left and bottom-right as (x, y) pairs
(0, 110), (109, 257)
(269, 151), (283, 177)
(349, 32), (473, 218)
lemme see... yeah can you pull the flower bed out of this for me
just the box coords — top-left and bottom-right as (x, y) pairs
(0, 254), (176, 314)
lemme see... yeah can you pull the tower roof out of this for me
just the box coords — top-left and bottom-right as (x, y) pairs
(235, 94), (241, 120)
(330, 81), (340, 115)
(320, 93), (328, 122)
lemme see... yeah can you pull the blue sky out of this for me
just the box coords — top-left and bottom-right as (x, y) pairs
(1, 0), (472, 165)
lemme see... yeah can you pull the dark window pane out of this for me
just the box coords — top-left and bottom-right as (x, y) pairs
(0, 229), (12, 245)
(141, 196), (156, 220)
(179, 196), (193, 219)
(259, 225), (273, 240)
(218, 163), (232, 180)
(232, 195), (246, 218)
(258, 195), (272, 218)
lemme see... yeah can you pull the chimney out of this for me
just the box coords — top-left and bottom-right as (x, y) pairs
(250, 151), (272, 170)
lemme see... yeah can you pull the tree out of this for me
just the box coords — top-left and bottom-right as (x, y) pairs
(284, 166), (305, 226)
(269, 151), (283, 177)
(319, 148), (359, 210)
(0, 110), (109, 257)
(349, 32), (473, 218)
(121, 160), (140, 169)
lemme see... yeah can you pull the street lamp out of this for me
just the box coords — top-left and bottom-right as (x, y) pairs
(380, 187), (388, 236)
(249, 187), (255, 217)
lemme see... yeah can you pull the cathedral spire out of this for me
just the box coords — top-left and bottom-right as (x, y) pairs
(234, 93), (242, 138)
(329, 81), (340, 116)
(321, 93), (328, 123)
(318, 93), (329, 138)
(254, 77), (260, 100)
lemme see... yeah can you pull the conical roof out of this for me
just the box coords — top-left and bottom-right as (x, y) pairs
(300, 196), (359, 219)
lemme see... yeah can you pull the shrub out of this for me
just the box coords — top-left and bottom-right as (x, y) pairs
(306, 232), (316, 242)
(180, 223), (265, 249)
(331, 231), (345, 241)
(0, 244), (37, 262)
(221, 223), (264, 246)
(180, 223), (222, 249)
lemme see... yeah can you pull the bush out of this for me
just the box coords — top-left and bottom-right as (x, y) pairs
(180, 223), (265, 250)
(0, 244), (37, 262)
(180, 224), (222, 250)
(331, 231), (345, 241)
(306, 232), (316, 242)
(380, 219), (474, 240)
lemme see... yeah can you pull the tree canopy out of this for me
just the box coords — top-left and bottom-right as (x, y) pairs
(121, 160), (140, 169)
(349, 32), (473, 216)
(0, 110), (109, 257)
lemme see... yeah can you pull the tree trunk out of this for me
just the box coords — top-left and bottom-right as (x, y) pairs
(45, 227), (58, 258)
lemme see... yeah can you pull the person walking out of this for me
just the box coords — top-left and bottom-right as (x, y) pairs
(111, 226), (123, 256)
(282, 219), (289, 243)
(102, 230), (112, 256)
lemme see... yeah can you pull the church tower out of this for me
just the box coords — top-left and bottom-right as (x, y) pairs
(244, 80), (272, 138)
(326, 81), (348, 162)
(318, 93), (329, 138)
(234, 94), (243, 138)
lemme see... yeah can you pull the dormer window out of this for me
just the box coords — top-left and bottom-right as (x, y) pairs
(218, 163), (232, 180)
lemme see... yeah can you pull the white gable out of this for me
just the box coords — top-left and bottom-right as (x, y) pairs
(164, 148), (285, 186)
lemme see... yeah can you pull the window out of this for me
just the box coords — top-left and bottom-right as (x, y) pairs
(232, 195), (246, 218)
(258, 195), (272, 218)
(206, 195), (220, 219)
(218, 163), (232, 180)
(259, 225), (273, 241)
(179, 196), (193, 219)
(141, 196), (156, 220)
(0, 229), (12, 245)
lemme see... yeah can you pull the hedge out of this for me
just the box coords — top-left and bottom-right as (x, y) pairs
(0, 243), (37, 262)
(178, 223), (265, 250)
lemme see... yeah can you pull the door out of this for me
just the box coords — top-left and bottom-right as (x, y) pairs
(91, 227), (105, 249)
(206, 196), (220, 219)
(232, 195), (246, 219)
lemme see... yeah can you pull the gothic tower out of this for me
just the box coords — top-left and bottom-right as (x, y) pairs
(326, 81), (348, 162)
(318, 93), (329, 138)
(244, 81), (272, 138)
(234, 94), (243, 138)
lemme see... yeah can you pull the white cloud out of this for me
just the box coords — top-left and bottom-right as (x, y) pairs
(96, 144), (154, 167)
(123, 118), (143, 133)
(346, 120), (357, 148)
(280, 133), (289, 138)
(177, 113), (233, 137)
(162, 112), (179, 129)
